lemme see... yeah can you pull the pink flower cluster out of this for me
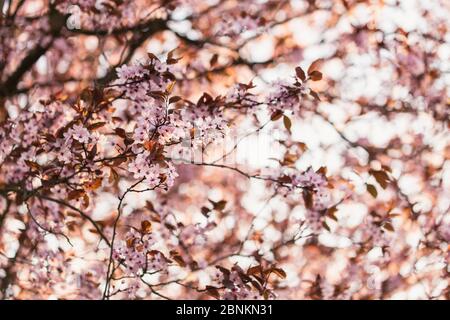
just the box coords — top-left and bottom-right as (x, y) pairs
(181, 104), (228, 147)
(265, 79), (308, 114)
(360, 215), (392, 248)
(292, 167), (327, 191)
(225, 83), (258, 108)
(127, 152), (178, 189)
(214, 266), (260, 300)
(179, 223), (213, 247)
(115, 58), (173, 106)
(112, 228), (167, 275)
(58, 0), (138, 32)
(290, 168), (331, 232)
(215, 7), (265, 39)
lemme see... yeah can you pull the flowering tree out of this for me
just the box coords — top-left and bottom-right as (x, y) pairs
(0, 0), (448, 300)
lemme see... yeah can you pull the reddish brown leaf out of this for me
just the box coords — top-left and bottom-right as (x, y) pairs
(85, 177), (102, 191)
(88, 122), (106, 130)
(369, 169), (390, 189)
(310, 90), (321, 101)
(68, 189), (85, 200)
(302, 190), (313, 209)
(309, 70), (323, 81)
(210, 54), (219, 67)
(141, 220), (152, 234)
(109, 167), (119, 184)
(383, 222), (395, 232)
(327, 206), (338, 221)
(270, 110), (283, 121)
(283, 115), (292, 134)
(247, 265), (262, 276)
(271, 267), (287, 279)
(295, 66), (306, 81)
(114, 127), (127, 138)
(308, 58), (324, 74)
(366, 183), (378, 198)
(24, 160), (40, 171)
(210, 199), (227, 211)
(169, 96), (181, 104)
(201, 206), (210, 216)
(205, 286), (220, 299)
